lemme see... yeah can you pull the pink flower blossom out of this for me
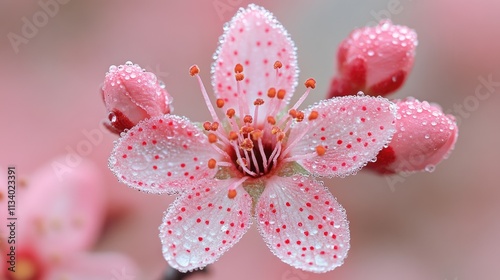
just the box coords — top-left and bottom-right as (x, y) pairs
(367, 98), (458, 174)
(101, 61), (173, 134)
(109, 5), (397, 273)
(0, 159), (138, 279)
(328, 20), (417, 97)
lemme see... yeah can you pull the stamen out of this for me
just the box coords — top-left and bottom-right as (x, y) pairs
(274, 60), (283, 69)
(296, 111), (305, 122)
(210, 122), (219, 131)
(316, 145), (326, 156)
(288, 109), (297, 118)
(216, 98), (225, 108)
(235, 73), (244, 81)
(208, 158), (217, 169)
(240, 138), (254, 151)
(308, 110), (319, 120)
(189, 65), (219, 122)
(208, 133), (218, 143)
(291, 78), (316, 110)
(226, 108), (236, 118)
(234, 63), (244, 73)
(228, 189), (237, 199)
(228, 131), (239, 141)
(203, 121), (211, 131)
(253, 98), (264, 125)
(243, 115), (253, 124)
(227, 176), (250, 199)
(267, 87), (277, 98)
(277, 89), (286, 100)
(267, 116), (276, 125)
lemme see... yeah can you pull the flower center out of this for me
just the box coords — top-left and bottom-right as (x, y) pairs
(190, 62), (323, 198)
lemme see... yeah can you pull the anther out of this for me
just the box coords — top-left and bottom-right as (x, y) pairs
(203, 121), (212, 131)
(228, 189), (237, 199)
(234, 63), (244, 73)
(235, 73), (244, 81)
(288, 109), (297, 118)
(274, 60), (283, 69)
(241, 126), (254, 134)
(254, 98), (264, 106)
(208, 133), (218, 143)
(210, 122), (219, 131)
(277, 132), (285, 142)
(240, 138), (254, 151)
(251, 129), (263, 140)
(228, 131), (239, 141)
(267, 88), (277, 98)
(316, 145), (326, 156)
(296, 111), (305, 122)
(267, 116), (276, 125)
(305, 78), (316, 89)
(308, 110), (319, 121)
(243, 115), (253, 124)
(226, 108), (236, 118)
(277, 89), (286, 100)
(216, 99), (225, 108)
(208, 158), (217, 169)
(189, 65), (200, 76)
(271, 126), (281, 135)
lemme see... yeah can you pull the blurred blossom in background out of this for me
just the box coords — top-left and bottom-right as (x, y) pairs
(1, 1), (499, 279)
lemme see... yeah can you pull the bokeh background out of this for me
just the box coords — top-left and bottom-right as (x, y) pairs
(1, 0), (499, 279)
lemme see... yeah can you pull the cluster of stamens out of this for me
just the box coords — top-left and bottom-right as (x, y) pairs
(189, 61), (324, 198)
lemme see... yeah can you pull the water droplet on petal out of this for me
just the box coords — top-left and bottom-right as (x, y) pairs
(424, 165), (435, 172)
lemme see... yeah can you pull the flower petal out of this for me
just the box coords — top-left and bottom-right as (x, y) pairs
(47, 252), (139, 280)
(18, 159), (105, 258)
(159, 179), (252, 272)
(212, 4), (298, 123)
(256, 175), (350, 273)
(287, 95), (396, 177)
(109, 115), (220, 194)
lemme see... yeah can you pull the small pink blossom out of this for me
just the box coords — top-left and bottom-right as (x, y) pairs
(101, 61), (172, 134)
(367, 98), (458, 174)
(109, 5), (397, 273)
(0, 159), (138, 279)
(329, 20), (417, 97)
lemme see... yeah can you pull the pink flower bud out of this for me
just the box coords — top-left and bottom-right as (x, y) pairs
(367, 98), (458, 174)
(329, 20), (417, 97)
(101, 61), (172, 134)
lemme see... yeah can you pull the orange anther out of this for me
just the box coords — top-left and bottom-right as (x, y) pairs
(267, 87), (277, 98)
(234, 63), (244, 73)
(316, 145), (326, 156)
(254, 98), (264, 106)
(276, 132), (285, 142)
(228, 131), (239, 141)
(226, 108), (236, 118)
(240, 138), (254, 151)
(308, 110), (319, 121)
(216, 98), (225, 108)
(296, 111), (305, 122)
(277, 89), (286, 100)
(304, 78), (316, 89)
(203, 121), (212, 131)
(189, 65), (200, 76)
(208, 133), (218, 143)
(208, 158), (217, 169)
(288, 109), (297, 118)
(251, 129), (262, 140)
(271, 126), (281, 135)
(228, 189), (237, 199)
(210, 122), (219, 131)
(235, 73), (244, 81)
(274, 60), (283, 69)
(241, 126), (254, 134)
(267, 116), (276, 125)
(243, 115), (253, 124)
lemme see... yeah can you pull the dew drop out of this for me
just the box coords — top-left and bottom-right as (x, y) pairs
(108, 65), (117, 72)
(367, 50), (375, 56)
(356, 91), (365, 96)
(424, 134), (430, 139)
(424, 165), (435, 172)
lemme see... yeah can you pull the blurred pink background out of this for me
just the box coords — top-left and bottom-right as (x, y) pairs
(1, 0), (499, 279)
